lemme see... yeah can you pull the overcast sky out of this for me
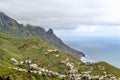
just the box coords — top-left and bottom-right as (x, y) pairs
(0, 0), (120, 36)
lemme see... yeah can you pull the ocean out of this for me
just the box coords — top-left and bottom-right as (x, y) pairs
(61, 36), (120, 68)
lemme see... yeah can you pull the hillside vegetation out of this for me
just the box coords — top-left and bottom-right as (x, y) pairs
(0, 12), (84, 59)
(0, 33), (120, 80)
(0, 12), (120, 80)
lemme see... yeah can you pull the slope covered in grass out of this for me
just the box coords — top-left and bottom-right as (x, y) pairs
(93, 61), (120, 77)
(0, 32), (120, 80)
(0, 33), (80, 76)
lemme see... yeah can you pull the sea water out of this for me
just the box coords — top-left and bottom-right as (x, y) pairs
(63, 36), (120, 68)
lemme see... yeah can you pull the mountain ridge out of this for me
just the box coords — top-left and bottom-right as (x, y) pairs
(0, 12), (120, 80)
(0, 12), (85, 59)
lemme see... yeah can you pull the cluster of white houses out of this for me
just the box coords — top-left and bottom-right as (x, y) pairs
(10, 57), (66, 78)
(10, 55), (118, 80)
(47, 49), (58, 53)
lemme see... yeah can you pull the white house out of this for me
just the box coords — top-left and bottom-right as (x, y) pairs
(29, 64), (38, 69)
(10, 58), (18, 63)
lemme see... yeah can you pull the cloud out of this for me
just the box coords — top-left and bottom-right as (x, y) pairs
(75, 25), (120, 35)
(0, 0), (120, 31)
(75, 25), (104, 32)
(55, 25), (120, 37)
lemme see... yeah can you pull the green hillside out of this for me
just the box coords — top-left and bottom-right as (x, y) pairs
(0, 33), (120, 80)
(93, 62), (120, 77)
(0, 33), (79, 79)
(0, 12), (120, 80)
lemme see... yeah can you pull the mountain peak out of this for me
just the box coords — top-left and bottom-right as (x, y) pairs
(0, 12), (8, 19)
(0, 12), (18, 27)
(0, 12), (6, 16)
(46, 28), (54, 35)
(0, 12), (9, 19)
(0, 12), (11, 26)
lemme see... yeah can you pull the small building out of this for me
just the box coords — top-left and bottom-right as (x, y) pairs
(70, 67), (78, 73)
(55, 55), (59, 57)
(29, 64), (38, 69)
(20, 61), (24, 64)
(47, 49), (58, 53)
(10, 58), (18, 63)
(37, 60), (42, 65)
(25, 59), (32, 64)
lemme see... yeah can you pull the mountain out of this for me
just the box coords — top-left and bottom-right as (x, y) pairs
(0, 32), (79, 80)
(0, 12), (120, 80)
(0, 12), (84, 59)
(0, 32), (120, 80)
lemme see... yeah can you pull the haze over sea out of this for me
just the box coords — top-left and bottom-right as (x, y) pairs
(56, 35), (120, 68)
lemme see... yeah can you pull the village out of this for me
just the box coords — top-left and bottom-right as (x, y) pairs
(9, 49), (118, 80)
